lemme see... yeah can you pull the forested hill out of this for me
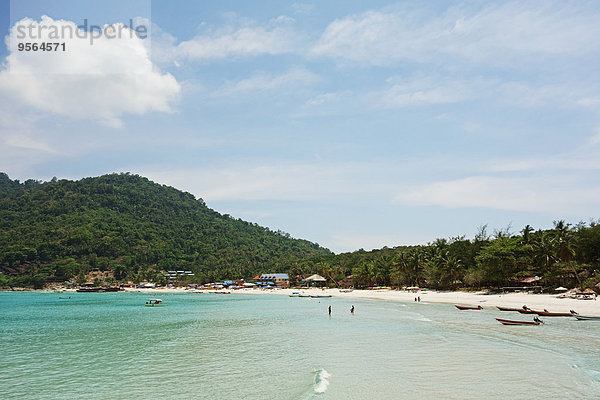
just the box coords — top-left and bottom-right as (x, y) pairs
(0, 172), (330, 287)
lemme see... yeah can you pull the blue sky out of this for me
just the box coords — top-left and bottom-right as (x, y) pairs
(1, 0), (599, 252)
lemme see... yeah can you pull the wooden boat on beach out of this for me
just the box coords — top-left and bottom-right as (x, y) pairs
(535, 310), (572, 317)
(77, 286), (122, 292)
(571, 311), (600, 320)
(496, 318), (541, 326)
(517, 308), (538, 314)
(311, 295), (332, 298)
(496, 306), (523, 312)
(572, 314), (600, 321)
(455, 305), (482, 310)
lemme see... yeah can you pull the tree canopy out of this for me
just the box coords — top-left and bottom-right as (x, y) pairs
(0, 172), (330, 287)
(1, 172), (598, 291)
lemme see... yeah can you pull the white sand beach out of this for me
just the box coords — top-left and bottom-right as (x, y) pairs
(125, 287), (600, 315)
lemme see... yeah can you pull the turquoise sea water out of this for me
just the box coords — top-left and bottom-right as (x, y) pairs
(1, 291), (599, 399)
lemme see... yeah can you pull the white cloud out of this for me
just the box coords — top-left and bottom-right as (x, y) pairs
(166, 15), (299, 61)
(311, 2), (600, 66)
(330, 233), (428, 252)
(140, 162), (361, 203)
(4, 135), (56, 153)
(305, 92), (341, 106)
(590, 128), (600, 146)
(292, 3), (315, 15)
(372, 77), (478, 108)
(0, 16), (181, 127)
(214, 68), (318, 97)
(497, 82), (600, 109)
(486, 156), (600, 173)
(396, 175), (600, 215)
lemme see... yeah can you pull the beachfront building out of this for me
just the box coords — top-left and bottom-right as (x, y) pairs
(304, 274), (327, 287)
(259, 273), (290, 287)
(164, 270), (195, 284)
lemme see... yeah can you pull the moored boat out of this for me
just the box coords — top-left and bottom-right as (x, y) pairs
(517, 308), (538, 314)
(496, 306), (523, 312)
(573, 315), (600, 321)
(77, 286), (122, 292)
(145, 298), (165, 307)
(571, 311), (600, 320)
(535, 310), (572, 317)
(455, 305), (482, 310)
(496, 318), (541, 326)
(310, 295), (332, 298)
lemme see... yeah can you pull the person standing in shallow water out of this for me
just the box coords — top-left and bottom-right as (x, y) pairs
(350, 305), (354, 314)
(328, 305), (332, 316)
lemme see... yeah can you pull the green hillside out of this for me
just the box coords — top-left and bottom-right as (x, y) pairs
(0, 172), (330, 287)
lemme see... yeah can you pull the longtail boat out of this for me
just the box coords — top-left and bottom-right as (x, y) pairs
(455, 305), (482, 310)
(571, 311), (600, 321)
(517, 308), (538, 314)
(573, 315), (600, 321)
(310, 295), (332, 298)
(496, 318), (541, 326)
(144, 298), (165, 307)
(497, 306), (523, 312)
(535, 310), (572, 317)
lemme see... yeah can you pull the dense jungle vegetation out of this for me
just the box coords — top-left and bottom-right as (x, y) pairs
(1, 172), (598, 291)
(0, 172), (329, 287)
(289, 221), (600, 291)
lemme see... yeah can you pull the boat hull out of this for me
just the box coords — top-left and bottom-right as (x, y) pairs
(497, 307), (523, 312)
(517, 309), (538, 314)
(535, 311), (572, 317)
(496, 318), (540, 326)
(573, 315), (600, 320)
(455, 305), (482, 310)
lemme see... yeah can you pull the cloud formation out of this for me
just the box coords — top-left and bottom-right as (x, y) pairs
(154, 15), (299, 62)
(214, 68), (318, 97)
(372, 77), (478, 108)
(0, 16), (180, 127)
(311, 2), (600, 66)
(396, 175), (600, 215)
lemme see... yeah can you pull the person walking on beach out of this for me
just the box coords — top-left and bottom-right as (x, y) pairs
(328, 305), (332, 316)
(350, 305), (354, 314)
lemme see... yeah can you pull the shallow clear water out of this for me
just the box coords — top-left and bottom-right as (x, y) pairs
(1, 292), (599, 399)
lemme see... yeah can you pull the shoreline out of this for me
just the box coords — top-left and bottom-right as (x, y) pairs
(121, 287), (600, 315)
(5, 287), (599, 314)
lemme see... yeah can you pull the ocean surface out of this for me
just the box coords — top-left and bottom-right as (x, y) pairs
(1, 291), (599, 399)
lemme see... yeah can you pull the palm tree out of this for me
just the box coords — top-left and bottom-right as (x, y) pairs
(521, 225), (533, 245)
(551, 220), (581, 286)
(442, 252), (463, 289)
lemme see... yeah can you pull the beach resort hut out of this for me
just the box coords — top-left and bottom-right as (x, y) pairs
(304, 274), (327, 287)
